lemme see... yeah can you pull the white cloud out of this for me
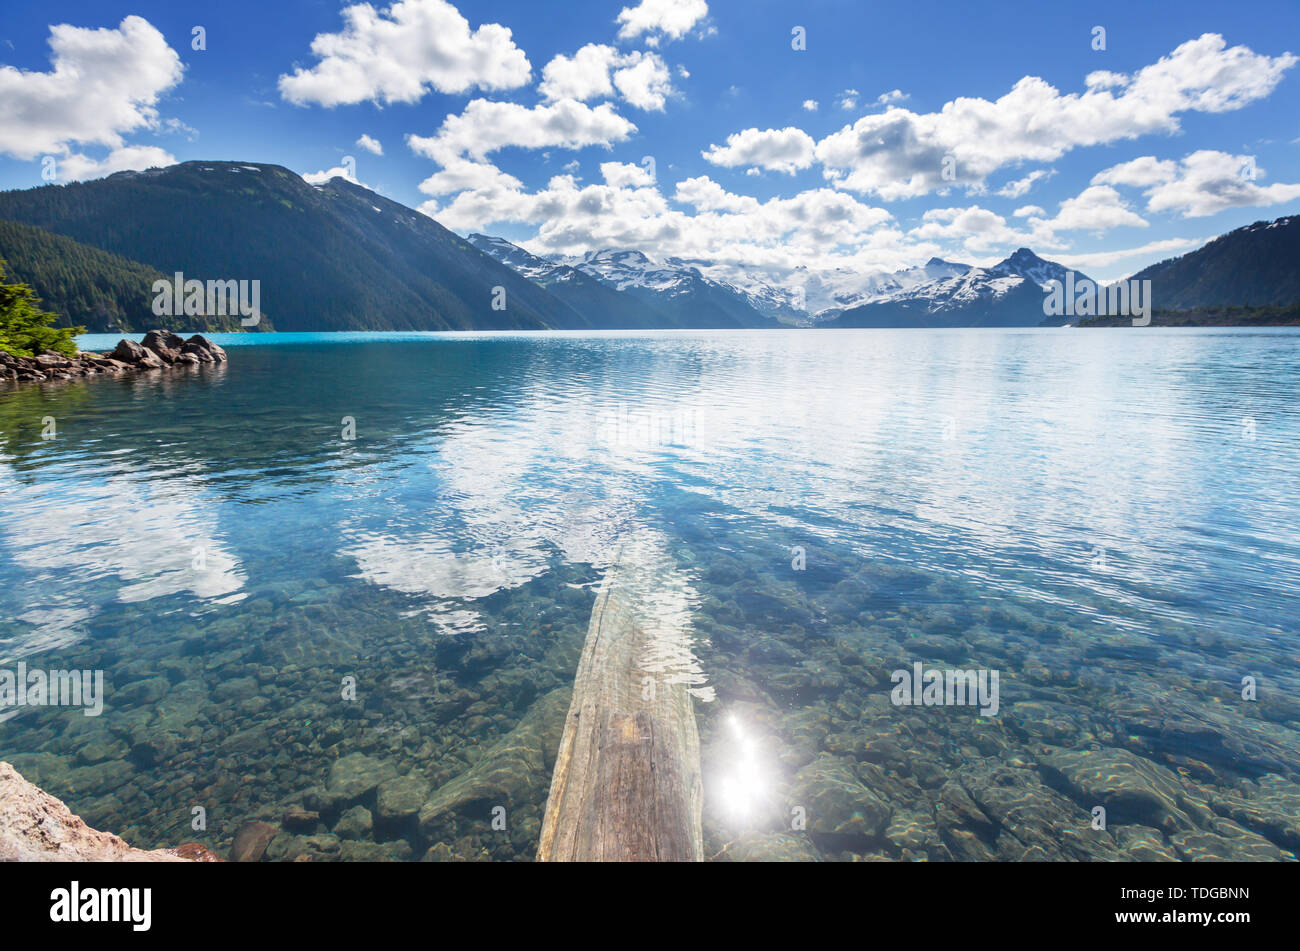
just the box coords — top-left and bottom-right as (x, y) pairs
(278, 0), (531, 107)
(906, 182), (1148, 255)
(836, 89), (860, 110)
(702, 126), (817, 174)
(612, 53), (674, 110)
(1051, 237), (1206, 271)
(877, 89), (908, 105)
(421, 159), (895, 278)
(539, 45), (674, 111)
(802, 99), (818, 112)
(415, 158), (522, 197)
(910, 205), (1026, 251)
(356, 134), (383, 155)
(0, 16), (183, 161)
(408, 98), (636, 165)
(302, 163), (373, 189)
(1091, 155), (1177, 187)
(815, 34), (1296, 200)
(615, 0), (709, 43)
(539, 44), (621, 101)
(1094, 150), (1300, 217)
(601, 161), (655, 188)
(996, 169), (1053, 198)
(1037, 184), (1148, 231)
(1136, 150), (1300, 217)
(58, 145), (176, 182)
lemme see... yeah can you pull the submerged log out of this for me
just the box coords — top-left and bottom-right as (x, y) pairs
(538, 542), (704, 862)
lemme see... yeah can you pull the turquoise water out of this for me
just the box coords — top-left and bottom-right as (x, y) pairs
(2, 329), (1298, 861)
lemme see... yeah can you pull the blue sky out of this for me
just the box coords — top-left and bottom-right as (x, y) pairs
(1, 0), (1299, 283)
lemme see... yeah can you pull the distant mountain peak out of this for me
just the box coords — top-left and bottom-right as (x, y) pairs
(581, 248), (653, 267)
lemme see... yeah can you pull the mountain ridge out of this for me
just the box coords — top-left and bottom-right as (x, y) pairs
(0, 161), (586, 332)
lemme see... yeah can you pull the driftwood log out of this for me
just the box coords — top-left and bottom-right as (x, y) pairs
(537, 544), (703, 862)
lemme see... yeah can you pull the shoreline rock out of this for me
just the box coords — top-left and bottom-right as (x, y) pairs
(0, 331), (226, 385)
(0, 761), (221, 862)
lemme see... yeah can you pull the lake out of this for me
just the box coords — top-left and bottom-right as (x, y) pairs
(1, 328), (1298, 861)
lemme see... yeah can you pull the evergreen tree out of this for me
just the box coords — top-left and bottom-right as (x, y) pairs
(0, 259), (83, 357)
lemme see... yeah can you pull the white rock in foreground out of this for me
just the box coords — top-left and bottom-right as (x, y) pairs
(0, 761), (215, 862)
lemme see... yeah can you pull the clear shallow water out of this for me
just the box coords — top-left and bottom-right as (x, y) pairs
(2, 329), (1298, 861)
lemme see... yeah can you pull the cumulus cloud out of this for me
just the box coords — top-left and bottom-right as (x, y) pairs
(601, 161), (655, 188)
(420, 157), (895, 278)
(802, 99), (818, 112)
(877, 89), (908, 105)
(1035, 184), (1148, 231)
(836, 89), (860, 110)
(356, 134), (383, 155)
(1091, 155), (1177, 188)
(910, 206), (1026, 251)
(539, 44), (673, 110)
(615, 0), (709, 44)
(906, 182), (1148, 255)
(278, 0), (531, 107)
(58, 145), (176, 182)
(0, 16), (183, 161)
(1095, 150), (1300, 217)
(814, 34), (1296, 200)
(702, 127), (817, 174)
(415, 158), (523, 198)
(408, 98), (636, 165)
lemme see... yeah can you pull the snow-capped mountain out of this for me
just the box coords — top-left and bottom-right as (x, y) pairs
(827, 248), (1096, 328)
(468, 232), (1096, 329)
(468, 236), (776, 329)
(679, 257), (972, 323)
(988, 247), (1083, 291)
(465, 233), (559, 283)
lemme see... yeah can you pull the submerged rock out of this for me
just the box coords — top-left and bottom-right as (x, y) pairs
(417, 687), (570, 839)
(1039, 748), (1202, 833)
(788, 756), (891, 840)
(376, 774), (430, 824)
(334, 805), (374, 840)
(229, 820), (279, 862)
(326, 752), (397, 806)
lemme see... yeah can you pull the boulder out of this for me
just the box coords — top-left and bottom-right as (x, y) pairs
(142, 329), (186, 353)
(183, 335), (227, 363)
(0, 761), (209, 861)
(111, 339), (147, 363)
(229, 820), (279, 862)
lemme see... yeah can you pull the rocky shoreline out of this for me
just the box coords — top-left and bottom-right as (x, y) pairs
(0, 330), (227, 385)
(0, 761), (220, 862)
